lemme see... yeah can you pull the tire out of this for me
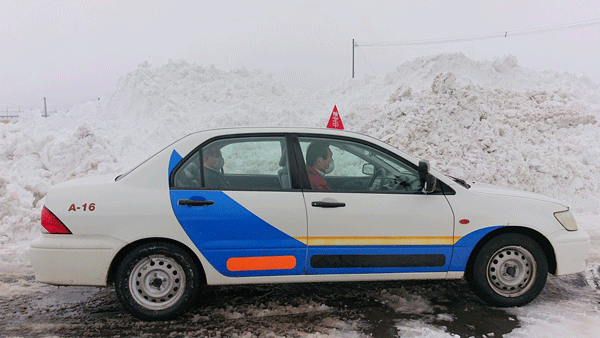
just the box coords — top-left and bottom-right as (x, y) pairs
(467, 233), (548, 307)
(115, 242), (201, 320)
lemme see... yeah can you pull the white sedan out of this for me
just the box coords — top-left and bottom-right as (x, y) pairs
(30, 127), (590, 320)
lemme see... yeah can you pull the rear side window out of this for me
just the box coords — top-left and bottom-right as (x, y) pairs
(172, 152), (201, 188)
(172, 136), (291, 191)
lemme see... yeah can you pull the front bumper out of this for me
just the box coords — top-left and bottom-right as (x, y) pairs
(30, 234), (126, 286)
(548, 228), (591, 276)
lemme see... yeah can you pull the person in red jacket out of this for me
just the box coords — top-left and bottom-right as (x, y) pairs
(305, 141), (334, 190)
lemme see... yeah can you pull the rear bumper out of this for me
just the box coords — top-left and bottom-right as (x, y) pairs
(548, 229), (590, 276)
(30, 234), (126, 286)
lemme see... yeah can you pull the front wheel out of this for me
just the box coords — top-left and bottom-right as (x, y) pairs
(115, 242), (201, 320)
(467, 233), (548, 307)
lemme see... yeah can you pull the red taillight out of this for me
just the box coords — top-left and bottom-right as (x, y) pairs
(41, 206), (72, 234)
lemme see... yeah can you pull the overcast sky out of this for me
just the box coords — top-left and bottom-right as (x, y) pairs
(1, 0), (599, 109)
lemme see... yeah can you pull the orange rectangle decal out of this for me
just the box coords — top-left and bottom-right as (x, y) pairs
(226, 255), (297, 271)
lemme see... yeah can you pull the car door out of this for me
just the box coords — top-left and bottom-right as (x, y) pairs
(296, 135), (455, 276)
(170, 135), (308, 278)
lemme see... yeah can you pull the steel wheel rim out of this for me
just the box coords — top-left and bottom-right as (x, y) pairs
(487, 245), (536, 298)
(129, 255), (186, 310)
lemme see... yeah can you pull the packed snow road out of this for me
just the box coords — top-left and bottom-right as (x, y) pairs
(0, 268), (598, 338)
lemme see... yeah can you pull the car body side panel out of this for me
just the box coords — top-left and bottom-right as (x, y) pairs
(449, 226), (503, 271)
(34, 144), (224, 285)
(303, 191), (456, 274)
(546, 227), (590, 275)
(170, 190), (308, 277)
(30, 234), (126, 286)
(446, 183), (566, 239)
(446, 183), (588, 275)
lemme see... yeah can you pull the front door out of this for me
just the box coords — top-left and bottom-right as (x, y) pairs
(297, 136), (455, 276)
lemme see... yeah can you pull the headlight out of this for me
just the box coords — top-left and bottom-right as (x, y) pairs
(554, 209), (578, 231)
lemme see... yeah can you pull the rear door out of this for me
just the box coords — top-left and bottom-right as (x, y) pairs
(296, 135), (455, 276)
(170, 134), (308, 278)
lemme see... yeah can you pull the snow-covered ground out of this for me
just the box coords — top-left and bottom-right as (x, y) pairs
(1, 52), (600, 337)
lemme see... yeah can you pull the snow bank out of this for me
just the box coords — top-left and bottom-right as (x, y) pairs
(1, 53), (599, 256)
(352, 71), (600, 210)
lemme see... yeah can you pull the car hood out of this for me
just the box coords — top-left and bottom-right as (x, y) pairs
(468, 182), (567, 208)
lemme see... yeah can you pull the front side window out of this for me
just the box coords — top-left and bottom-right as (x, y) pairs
(298, 136), (423, 193)
(173, 136), (291, 191)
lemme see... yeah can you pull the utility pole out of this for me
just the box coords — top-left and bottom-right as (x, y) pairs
(352, 39), (355, 79)
(43, 97), (48, 118)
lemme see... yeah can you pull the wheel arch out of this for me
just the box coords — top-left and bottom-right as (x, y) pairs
(465, 226), (557, 277)
(106, 237), (207, 286)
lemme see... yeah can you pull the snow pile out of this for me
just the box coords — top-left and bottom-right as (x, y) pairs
(0, 113), (121, 249)
(105, 60), (315, 129)
(385, 53), (599, 99)
(352, 71), (600, 210)
(313, 54), (600, 210)
(1, 52), (600, 253)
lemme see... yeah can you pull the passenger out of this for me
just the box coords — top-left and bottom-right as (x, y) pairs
(306, 141), (334, 190)
(202, 145), (230, 188)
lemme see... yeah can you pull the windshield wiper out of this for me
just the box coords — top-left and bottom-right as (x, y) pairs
(448, 176), (471, 189)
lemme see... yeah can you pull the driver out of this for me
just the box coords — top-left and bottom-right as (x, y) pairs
(306, 141), (334, 190)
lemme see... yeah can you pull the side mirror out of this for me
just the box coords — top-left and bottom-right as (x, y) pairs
(418, 161), (429, 177)
(362, 163), (375, 175)
(418, 160), (437, 194)
(423, 174), (437, 194)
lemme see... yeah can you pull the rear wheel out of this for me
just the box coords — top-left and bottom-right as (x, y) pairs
(467, 233), (548, 307)
(115, 242), (201, 320)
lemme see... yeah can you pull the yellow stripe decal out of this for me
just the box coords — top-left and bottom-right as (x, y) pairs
(293, 236), (461, 246)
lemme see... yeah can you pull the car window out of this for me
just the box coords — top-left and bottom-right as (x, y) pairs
(173, 151), (201, 189)
(298, 136), (422, 193)
(173, 136), (290, 191)
(299, 140), (368, 178)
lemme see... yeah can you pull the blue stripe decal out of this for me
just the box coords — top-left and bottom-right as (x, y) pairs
(170, 190), (306, 277)
(449, 226), (502, 271)
(168, 150), (183, 180)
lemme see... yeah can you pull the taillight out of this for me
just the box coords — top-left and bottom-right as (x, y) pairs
(41, 206), (72, 234)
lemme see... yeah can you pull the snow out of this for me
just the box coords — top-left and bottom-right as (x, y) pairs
(1, 52), (600, 336)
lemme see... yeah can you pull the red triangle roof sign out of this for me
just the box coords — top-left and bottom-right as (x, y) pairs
(326, 105), (344, 130)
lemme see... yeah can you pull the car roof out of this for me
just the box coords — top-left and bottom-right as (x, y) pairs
(187, 126), (375, 141)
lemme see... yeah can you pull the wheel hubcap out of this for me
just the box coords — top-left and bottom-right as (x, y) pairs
(129, 255), (186, 310)
(487, 246), (536, 297)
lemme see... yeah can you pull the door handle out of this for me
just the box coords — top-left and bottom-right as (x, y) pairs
(178, 199), (215, 207)
(311, 201), (346, 208)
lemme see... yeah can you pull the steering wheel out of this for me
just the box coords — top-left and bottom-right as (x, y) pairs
(368, 168), (387, 191)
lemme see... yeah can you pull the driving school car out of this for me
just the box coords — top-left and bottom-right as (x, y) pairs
(30, 127), (590, 320)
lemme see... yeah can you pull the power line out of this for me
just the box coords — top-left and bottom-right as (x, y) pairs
(357, 18), (600, 47)
(356, 45), (378, 75)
